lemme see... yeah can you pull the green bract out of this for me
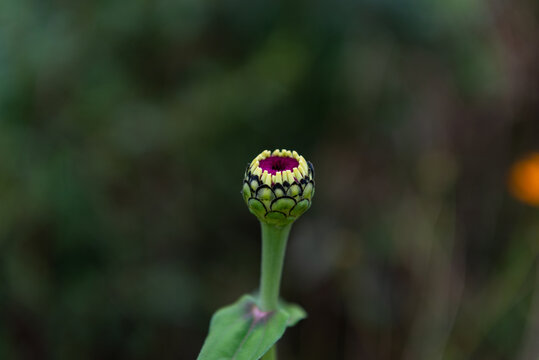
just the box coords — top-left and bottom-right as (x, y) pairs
(242, 149), (315, 226)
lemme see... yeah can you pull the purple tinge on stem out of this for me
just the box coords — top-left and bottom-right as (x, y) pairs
(250, 304), (273, 324)
(259, 156), (299, 175)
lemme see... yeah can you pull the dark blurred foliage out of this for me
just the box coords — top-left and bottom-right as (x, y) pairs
(1, 0), (539, 359)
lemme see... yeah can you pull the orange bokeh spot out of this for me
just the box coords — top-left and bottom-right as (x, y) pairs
(509, 153), (539, 206)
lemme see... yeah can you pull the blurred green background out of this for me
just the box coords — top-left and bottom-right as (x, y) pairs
(1, 0), (539, 359)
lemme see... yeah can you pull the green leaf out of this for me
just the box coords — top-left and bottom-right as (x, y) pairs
(279, 300), (307, 327)
(197, 295), (306, 360)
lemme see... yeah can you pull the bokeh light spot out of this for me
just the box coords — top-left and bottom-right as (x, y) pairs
(509, 152), (539, 206)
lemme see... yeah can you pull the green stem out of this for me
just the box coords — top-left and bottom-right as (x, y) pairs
(260, 345), (277, 360)
(259, 222), (292, 311)
(259, 222), (292, 360)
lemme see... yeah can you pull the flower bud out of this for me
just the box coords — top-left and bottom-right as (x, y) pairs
(242, 149), (315, 226)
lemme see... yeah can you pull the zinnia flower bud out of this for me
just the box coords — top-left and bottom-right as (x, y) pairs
(242, 149), (315, 225)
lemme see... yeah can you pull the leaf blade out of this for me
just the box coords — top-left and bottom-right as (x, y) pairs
(197, 295), (306, 360)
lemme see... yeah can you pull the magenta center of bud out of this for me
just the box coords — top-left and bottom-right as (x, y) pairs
(258, 156), (299, 175)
